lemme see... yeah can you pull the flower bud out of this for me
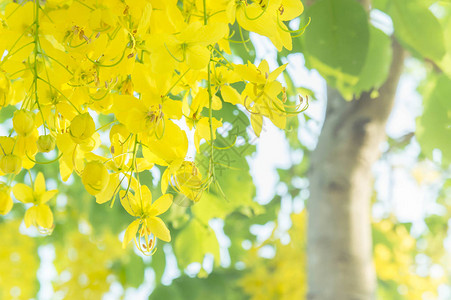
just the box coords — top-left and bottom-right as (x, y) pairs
(13, 109), (35, 136)
(37, 135), (56, 152)
(0, 154), (22, 174)
(0, 183), (12, 215)
(69, 113), (96, 144)
(82, 161), (109, 195)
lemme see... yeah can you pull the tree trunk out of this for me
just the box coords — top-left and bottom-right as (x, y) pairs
(306, 40), (405, 300)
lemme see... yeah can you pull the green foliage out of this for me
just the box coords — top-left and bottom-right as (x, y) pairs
(229, 22), (256, 64)
(388, 0), (446, 62)
(174, 218), (220, 269)
(149, 270), (247, 300)
(116, 252), (146, 288)
(151, 244), (167, 283)
(416, 74), (451, 165)
(351, 26), (392, 98)
(301, 0), (370, 96)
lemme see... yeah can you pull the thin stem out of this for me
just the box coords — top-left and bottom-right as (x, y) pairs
(164, 68), (191, 97)
(45, 55), (73, 75)
(238, 25), (250, 52)
(33, 0), (47, 134)
(0, 22), (34, 67)
(203, 0), (215, 180)
(95, 120), (117, 132)
(37, 77), (81, 114)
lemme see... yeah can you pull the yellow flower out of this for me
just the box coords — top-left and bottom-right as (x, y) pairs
(113, 95), (165, 135)
(13, 109), (35, 137)
(57, 131), (100, 182)
(161, 159), (204, 202)
(69, 113), (96, 144)
(0, 137), (22, 175)
(141, 120), (188, 166)
(236, 0), (304, 51)
(109, 123), (132, 169)
(194, 117), (223, 152)
(36, 134), (56, 153)
(13, 172), (57, 231)
(153, 21), (228, 71)
(121, 180), (172, 254)
(0, 183), (13, 215)
(81, 161), (110, 195)
(235, 60), (288, 136)
(0, 154), (22, 175)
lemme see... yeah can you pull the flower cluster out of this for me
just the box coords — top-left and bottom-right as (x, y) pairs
(0, 0), (306, 253)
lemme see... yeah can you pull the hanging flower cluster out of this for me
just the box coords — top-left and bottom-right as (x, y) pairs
(0, 0), (307, 254)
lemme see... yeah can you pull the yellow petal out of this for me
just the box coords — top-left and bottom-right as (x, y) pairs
(36, 204), (53, 229)
(251, 113), (263, 137)
(280, 0), (304, 20)
(194, 117), (222, 152)
(140, 185), (153, 213)
(212, 95), (222, 110)
(162, 99), (183, 119)
(258, 60), (270, 75)
(186, 45), (210, 70)
(120, 192), (140, 217)
(41, 189), (58, 204)
(34, 172), (46, 195)
(191, 88), (209, 113)
(221, 85), (242, 105)
(96, 173), (120, 204)
(148, 216), (171, 242)
(122, 219), (141, 248)
(142, 121), (188, 166)
(268, 64), (288, 82)
(161, 168), (170, 194)
(0, 191), (13, 215)
(12, 183), (33, 203)
(56, 133), (76, 182)
(24, 206), (37, 228)
(150, 194), (173, 216)
(195, 23), (228, 46)
(133, 158), (154, 173)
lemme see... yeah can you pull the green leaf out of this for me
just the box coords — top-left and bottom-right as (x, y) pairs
(0, 105), (16, 123)
(124, 253), (145, 288)
(88, 194), (133, 235)
(340, 26), (392, 99)
(174, 219), (220, 270)
(223, 203), (279, 264)
(149, 269), (247, 300)
(301, 0), (369, 89)
(389, 0), (445, 61)
(416, 74), (451, 164)
(372, 0), (389, 11)
(439, 13), (451, 77)
(151, 245), (166, 283)
(192, 193), (231, 224)
(425, 215), (447, 235)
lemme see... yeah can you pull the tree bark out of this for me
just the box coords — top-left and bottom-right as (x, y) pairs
(306, 40), (405, 300)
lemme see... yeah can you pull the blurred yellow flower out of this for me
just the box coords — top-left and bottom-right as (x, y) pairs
(121, 179), (172, 254)
(0, 183), (13, 215)
(13, 172), (57, 231)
